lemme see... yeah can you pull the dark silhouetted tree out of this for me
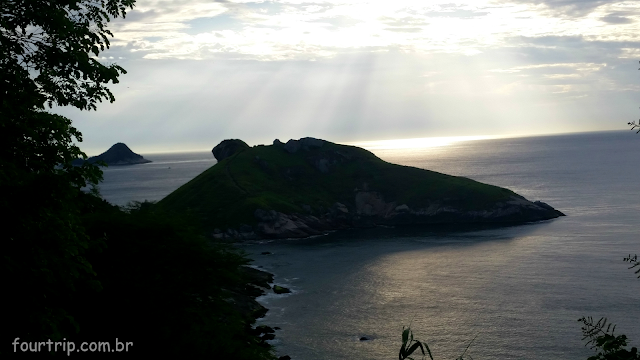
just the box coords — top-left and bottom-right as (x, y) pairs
(1, 2), (279, 358)
(1, 0), (134, 346)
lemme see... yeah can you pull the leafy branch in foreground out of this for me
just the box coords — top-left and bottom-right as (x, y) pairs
(578, 316), (638, 360)
(399, 326), (475, 360)
(578, 254), (640, 360)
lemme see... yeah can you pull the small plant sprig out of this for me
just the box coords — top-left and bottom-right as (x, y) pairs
(399, 325), (432, 360)
(624, 254), (640, 278)
(399, 325), (476, 360)
(456, 335), (477, 360)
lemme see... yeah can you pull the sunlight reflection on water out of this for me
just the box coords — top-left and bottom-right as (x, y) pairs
(346, 135), (507, 150)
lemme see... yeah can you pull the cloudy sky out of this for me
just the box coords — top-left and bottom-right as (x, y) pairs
(57, 0), (640, 154)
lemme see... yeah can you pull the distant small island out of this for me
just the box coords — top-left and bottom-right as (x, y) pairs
(159, 137), (565, 240)
(73, 143), (151, 166)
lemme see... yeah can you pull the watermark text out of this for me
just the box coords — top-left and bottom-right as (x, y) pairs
(12, 338), (132, 356)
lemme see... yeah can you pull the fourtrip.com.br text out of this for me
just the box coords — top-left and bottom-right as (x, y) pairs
(13, 338), (133, 355)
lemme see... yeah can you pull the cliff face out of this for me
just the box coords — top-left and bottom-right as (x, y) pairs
(159, 137), (564, 240)
(212, 195), (563, 240)
(74, 143), (151, 166)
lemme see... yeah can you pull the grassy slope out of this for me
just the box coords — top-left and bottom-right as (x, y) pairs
(158, 141), (517, 229)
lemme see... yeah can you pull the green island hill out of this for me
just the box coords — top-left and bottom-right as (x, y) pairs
(158, 137), (564, 240)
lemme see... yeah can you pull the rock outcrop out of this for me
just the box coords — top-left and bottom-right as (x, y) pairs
(73, 143), (151, 166)
(212, 139), (250, 161)
(225, 266), (274, 319)
(283, 137), (324, 154)
(209, 190), (565, 240)
(273, 285), (291, 294)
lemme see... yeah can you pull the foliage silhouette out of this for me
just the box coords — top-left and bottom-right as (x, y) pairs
(1, 0), (135, 110)
(399, 325), (475, 360)
(579, 316), (638, 360)
(578, 255), (640, 360)
(72, 199), (277, 358)
(2, 0), (135, 346)
(1, 1), (278, 358)
(399, 325), (432, 360)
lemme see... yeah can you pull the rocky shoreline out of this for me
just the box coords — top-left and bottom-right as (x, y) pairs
(228, 265), (292, 360)
(212, 192), (564, 241)
(228, 265), (294, 316)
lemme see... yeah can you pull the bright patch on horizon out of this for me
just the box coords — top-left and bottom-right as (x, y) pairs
(346, 135), (503, 150)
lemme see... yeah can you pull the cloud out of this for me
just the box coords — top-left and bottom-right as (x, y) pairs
(98, 0), (640, 63)
(425, 9), (490, 18)
(503, 0), (610, 16)
(47, 0), (640, 154)
(309, 15), (363, 27)
(379, 16), (428, 27)
(600, 14), (634, 24)
(182, 14), (247, 35)
(384, 27), (423, 33)
(61, 48), (640, 154)
(509, 35), (640, 66)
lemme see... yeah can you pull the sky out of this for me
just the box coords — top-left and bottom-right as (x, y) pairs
(55, 0), (640, 154)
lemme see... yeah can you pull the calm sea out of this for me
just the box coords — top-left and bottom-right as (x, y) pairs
(96, 151), (216, 206)
(97, 131), (640, 360)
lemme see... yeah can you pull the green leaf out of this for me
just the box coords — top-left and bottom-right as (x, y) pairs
(402, 327), (410, 345)
(407, 341), (425, 357)
(424, 342), (434, 360)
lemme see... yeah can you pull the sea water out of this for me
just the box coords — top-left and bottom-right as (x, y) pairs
(96, 151), (216, 206)
(97, 131), (640, 360)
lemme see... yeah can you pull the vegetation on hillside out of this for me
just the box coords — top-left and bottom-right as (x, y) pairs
(74, 199), (277, 358)
(159, 140), (517, 229)
(1, 1), (278, 358)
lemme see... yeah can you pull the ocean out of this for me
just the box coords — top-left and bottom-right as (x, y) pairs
(97, 130), (640, 359)
(96, 151), (216, 207)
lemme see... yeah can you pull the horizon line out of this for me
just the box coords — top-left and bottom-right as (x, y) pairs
(83, 128), (627, 156)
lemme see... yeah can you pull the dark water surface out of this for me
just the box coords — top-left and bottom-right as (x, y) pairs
(98, 131), (640, 359)
(97, 151), (216, 206)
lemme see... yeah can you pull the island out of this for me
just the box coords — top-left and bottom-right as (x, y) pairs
(158, 137), (564, 240)
(73, 143), (152, 166)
